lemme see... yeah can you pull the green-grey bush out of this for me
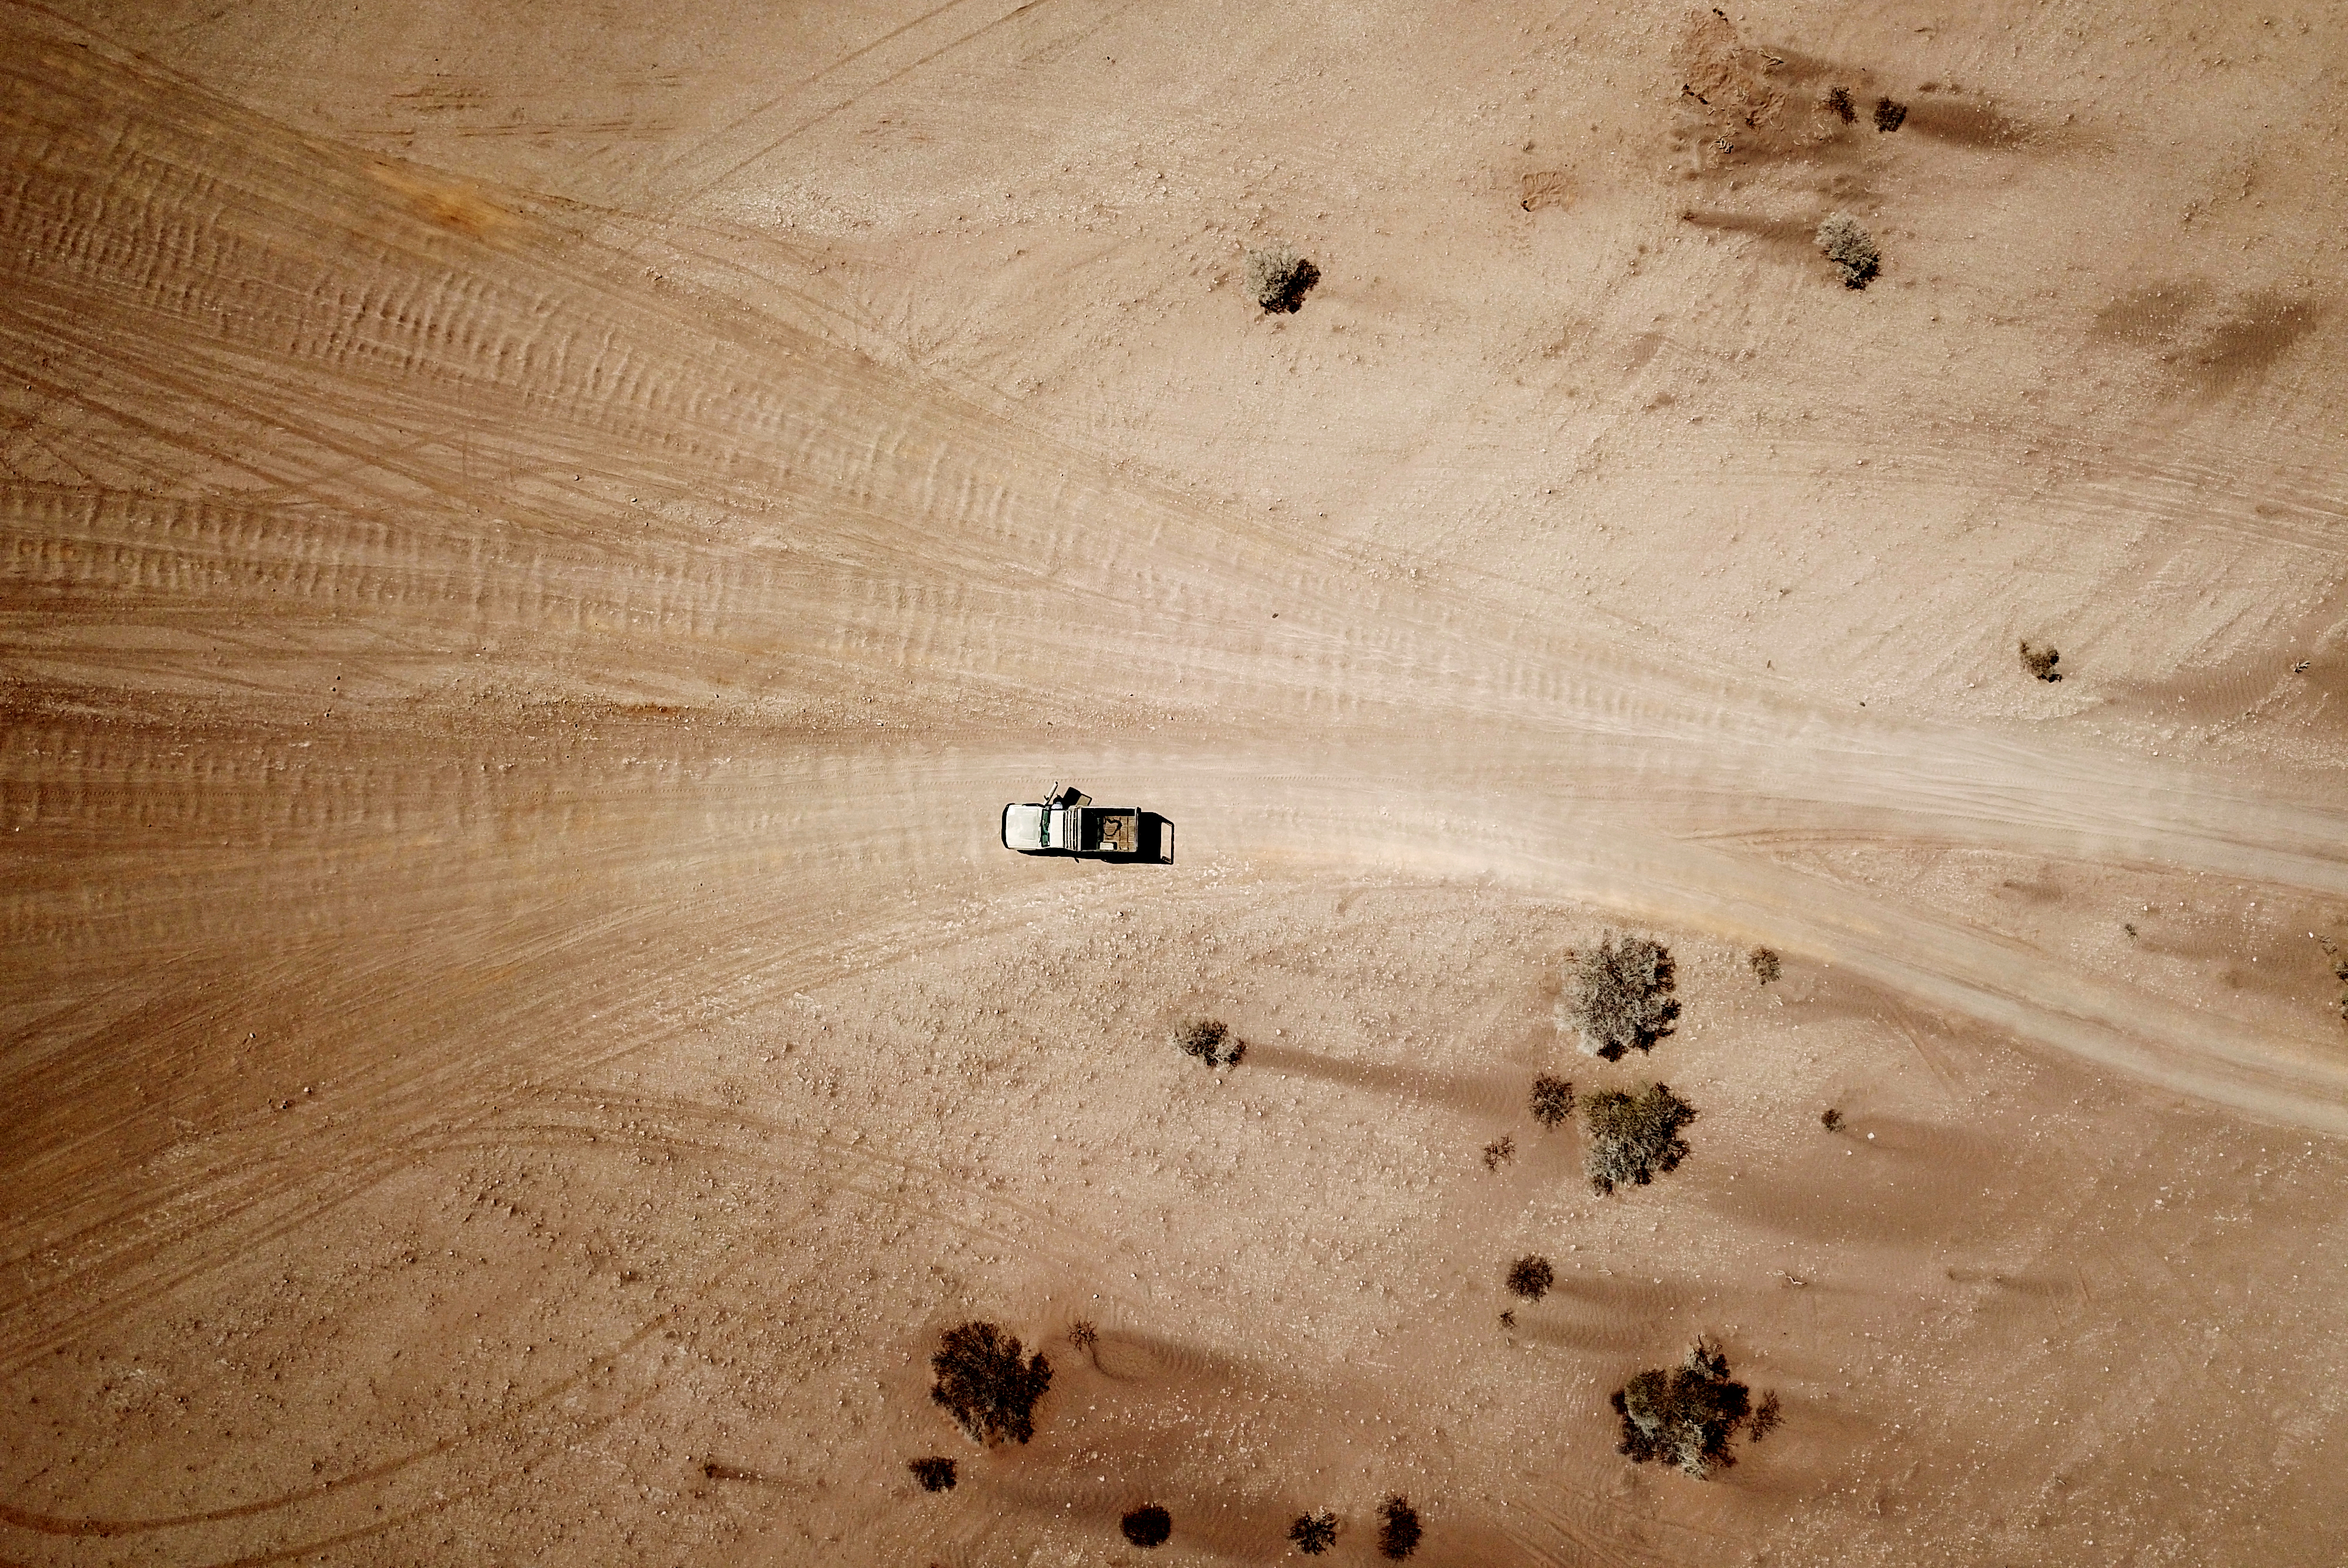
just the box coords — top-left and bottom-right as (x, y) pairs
(1817, 211), (1880, 289)
(1610, 1336), (1762, 1479)
(1582, 1083), (1698, 1195)
(1563, 937), (1680, 1061)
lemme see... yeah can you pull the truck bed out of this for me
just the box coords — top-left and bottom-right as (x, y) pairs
(1081, 808), (1140, 854)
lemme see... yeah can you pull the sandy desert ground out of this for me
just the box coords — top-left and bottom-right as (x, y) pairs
(4, 1), (2347, 1563)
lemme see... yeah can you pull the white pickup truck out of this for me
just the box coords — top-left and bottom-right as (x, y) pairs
(1001, 785), (1173, 861)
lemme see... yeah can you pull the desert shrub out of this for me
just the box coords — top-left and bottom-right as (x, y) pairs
(1610, 1336), (1757, 1479)
(1874, 96), (1908, 131)
(1529, 1073), (1576, 1127)
(1499, 1307), (1516, 1329)
(1506, 1255), (1555, 1300)
(1820, 1106), (1844, 1133)
(1288, 1510), (1340, 1555)
(1747, 1388), (1783, 1442)
(1172, 1017), (1243, 1067)
(929, 1321), (1052, 1445)
(1377, 1493), (1423, 1560)
(908, 1455), (957, 1492)
(1748, 947), (1781, 985)
(1481, 1134), (1516, 1171)
(1563, 937), (1680, 1061)
(1824, 86), (1856, 123)
(1121, 1504), (1173, 1547)
(1816, 211), (1880, 290)
(1068, 1319), (1098, 1355)
(1242, 244), (1321, 313)
(1583, 1083), (1698, 1195)
(2019, 640), (2062, 681)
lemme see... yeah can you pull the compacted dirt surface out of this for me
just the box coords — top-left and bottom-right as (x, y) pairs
(5, 2), (2347, 1563)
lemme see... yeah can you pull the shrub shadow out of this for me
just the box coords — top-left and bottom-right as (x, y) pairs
(1242, 1039), (1514, 1119)
(1901, 93), (2046, 148)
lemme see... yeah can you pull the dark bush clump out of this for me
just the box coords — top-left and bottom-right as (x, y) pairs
(1820, 1106), (1844, 1133)
(1376, 1493), (1423, 1560)
(2019, 640), (2062, 681)
(1563, 937), (1680, 1061)
(1610, 1336), (1761, 1479)
(1874, 96), (1908, 131)
(1506, 1255), (1556, 1300)
(908, 1455), (957, 1492)
(1481, 1134), (1516, 1171)
(1121, 1504), (1173, 1547)
(1583, 1083), (1698, 1195)
(929, 1321), (1052, 1445)
(1243, 244), (1320, 313)
(1172, 1016), (1243, 1067)
(1748, 947), (1781, 985)
(1288, 1510), (1340, 1555)
(1529, 1073), (1576, 1127)
(1816, 211), (1880, 290)
(1824, 86), (1856, 122)
(1068, 1319), (1099, 1357)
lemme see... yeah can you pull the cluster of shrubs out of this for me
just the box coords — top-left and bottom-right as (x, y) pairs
(1286, 1496), (1420, 1559)
(1501, 938), (1792, 1474)
(1821, 85), (1906, 131)
(910, 927), (1808, 1529)
(1535, 935), (1704, 1192)
(915, 1318), (1424, 1555)
(1116, 1497), (1421, 1557)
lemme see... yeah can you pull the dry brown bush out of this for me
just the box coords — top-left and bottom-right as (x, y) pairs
(1242, 244), (1320, 313)
(1377, 1493), (1423, 1560)
(1288, 1510), (1340, 1555)
(1530, 1073), (1576, 1126)
(1121, 1504), (1172, 1547)
(1172, 1016), (1243, 1067)
(929, 1322), (1052, 1445)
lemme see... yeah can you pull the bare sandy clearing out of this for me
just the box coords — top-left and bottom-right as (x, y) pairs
(5, 1), (2347, 1564)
